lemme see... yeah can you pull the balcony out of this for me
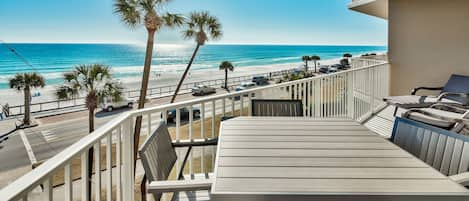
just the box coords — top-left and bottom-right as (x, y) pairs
(348, 0), (388, 19)
(1, 59), (395, 200)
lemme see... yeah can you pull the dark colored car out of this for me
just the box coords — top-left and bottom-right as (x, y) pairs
(252, 76), (269, 85)
(318, 65), (329, 73)
(163, 107), (201, 123)
(331, 64), (348, 70)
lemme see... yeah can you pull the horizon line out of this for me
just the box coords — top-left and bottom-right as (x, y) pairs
(2, 41), (387, 47)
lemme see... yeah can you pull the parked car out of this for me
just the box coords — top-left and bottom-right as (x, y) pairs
(331, 64), (348, 70)
(163, 107), (201, 123)
(192, 85), (216, 96)
(319, 65), (338, 74)
(100, 97), (135, 112)
(340, 58), (351, 69)
(329, 66), (338, 73)
(252, 76), (269, 85)
(318, 65), (330, 73)
(235, 82), (256, 91)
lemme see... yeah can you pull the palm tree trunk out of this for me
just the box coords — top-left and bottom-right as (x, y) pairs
(170, 44), (201, 103)
(224, 69), (228, 90)
(87, 107), (95, 201)
(23, 86), (31, 125)
(133, 30), (156, 174)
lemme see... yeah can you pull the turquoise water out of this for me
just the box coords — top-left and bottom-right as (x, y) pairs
(0, 44), (387, 89)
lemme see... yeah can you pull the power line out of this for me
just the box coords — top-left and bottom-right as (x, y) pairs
(0, 40), (37, 72)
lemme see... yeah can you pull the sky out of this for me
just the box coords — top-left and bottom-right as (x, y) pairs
(0, 0), (387, 46)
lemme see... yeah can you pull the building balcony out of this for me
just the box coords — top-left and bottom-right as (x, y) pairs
(1, 58), (438, 201)
(348, 0), (388, 19)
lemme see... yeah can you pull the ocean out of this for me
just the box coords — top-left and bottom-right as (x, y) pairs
(0, 44), (387, 89)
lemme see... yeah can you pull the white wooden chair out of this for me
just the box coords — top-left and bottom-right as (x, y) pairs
(391, 117), (469, 187)
(251, 99), (303, 117)
(139, 122), (217, 201)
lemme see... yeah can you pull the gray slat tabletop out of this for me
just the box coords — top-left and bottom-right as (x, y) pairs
(211, 117), (469, 201)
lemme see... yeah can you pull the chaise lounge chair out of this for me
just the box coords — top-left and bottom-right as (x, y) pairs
(401, 103), (469, 134)
(139, 122), (217, 201)
(383, 74), (469, 116)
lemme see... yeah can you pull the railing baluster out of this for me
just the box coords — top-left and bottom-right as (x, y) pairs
(201, 103), (205, 139)
(94, 142), (101, 201)
(222, 98), (226, 117)
(43, 178), (52, 201)
(116, 127), (122, 201)
(211, 100), (215, 138)
(239, 96), (244, 116)
(176, 108), (181, 141)
(162, 110), (167, 124)
(147, 114), (151, 136)
(106, 134), (112, 201)
(122, 119), (134, 201)
(81, 151), (90, 201)
(303, 82), (307, 117)
(189, 105), (193, 141)
(64, 163), (73, 201)
(231, 97), (235, 116)
(248, 93), (252, 116)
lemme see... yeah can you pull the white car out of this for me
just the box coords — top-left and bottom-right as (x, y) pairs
(235, 82), (256, 91)
(191, 85), (216, 96)
(100, 97), (135, 112)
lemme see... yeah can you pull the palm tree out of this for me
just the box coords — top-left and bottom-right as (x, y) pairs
(170, 11), (222, 103)
(302, 56), (310, 71)
(219, 61), (234, 91)
(56, 64), (122, 201)
(114, 0), (184, 168)
(343, 53), (353, 58)
(310, 55), (321, 73)
(9, 72), (45, 126)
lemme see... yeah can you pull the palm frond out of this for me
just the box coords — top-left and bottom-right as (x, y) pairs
(139, 0), (158, 14)
(182, 29), (196, 40)
(311, 55), (321, 60)
(183, 11), (223, 44)
(162, 13), (185, 27)
(29, 72), (46, 88)
(114, 0), (141, 28)
(9, 73), (45, 90)
(9, 74), (25, 91)
(55, 85), (78, 100)
(98, 81), (124, 103)
(219, 61), (234, 71)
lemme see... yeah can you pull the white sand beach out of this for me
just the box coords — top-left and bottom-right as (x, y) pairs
(0, 59), (340, 107)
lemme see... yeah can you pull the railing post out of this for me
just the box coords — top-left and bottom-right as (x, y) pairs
(122, 119), (134, 201)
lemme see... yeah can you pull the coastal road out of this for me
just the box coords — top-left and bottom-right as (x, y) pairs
(0, 88), (234, 173)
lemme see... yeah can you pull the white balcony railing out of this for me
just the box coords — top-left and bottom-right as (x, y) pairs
(0, 58), (389, 201)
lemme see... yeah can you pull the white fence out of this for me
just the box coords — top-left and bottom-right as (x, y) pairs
(0, 59), (389, 201)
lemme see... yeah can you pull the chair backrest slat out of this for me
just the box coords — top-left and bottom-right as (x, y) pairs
(440, 136), (456, 175)
(449, 139), (465, 175)
(392, 117), (469, 176)
(426, 132), (441, 166)
(139, 122), (177, 201)
(419, 130), (432, 160)
(459, 142), (469, 174)
(252, 99), (303, 117)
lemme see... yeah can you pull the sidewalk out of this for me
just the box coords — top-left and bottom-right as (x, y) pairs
(0, 118), (19, 139)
